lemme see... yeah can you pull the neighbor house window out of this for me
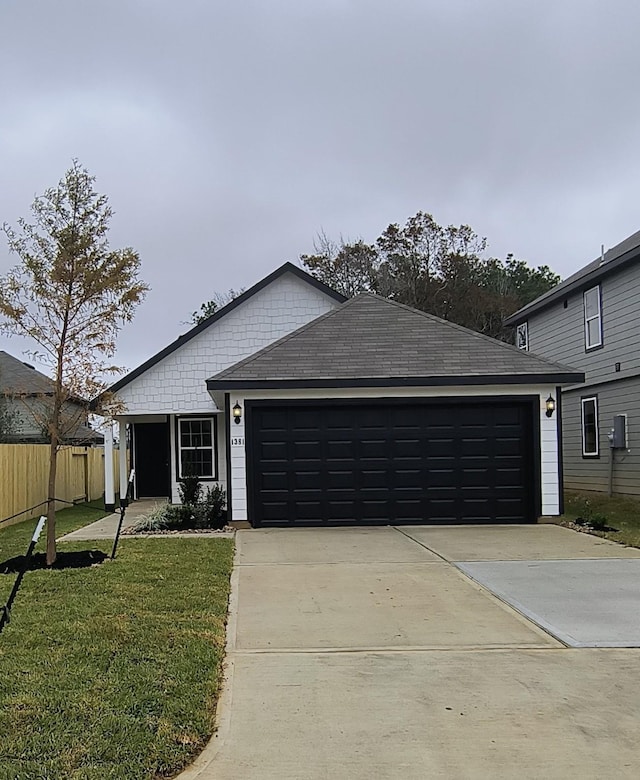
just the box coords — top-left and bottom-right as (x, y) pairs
(516, 322), (529, 350)
(581, 397), (599, 458)
(178, 417), (216, 478)
(584, 286), (602, 350)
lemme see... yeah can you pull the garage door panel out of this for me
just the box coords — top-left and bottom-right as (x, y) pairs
(359, 439), (388, 458)
(260, 471), (288, 491)
(250, 401), (534, 525)
(293, 441), (322, 460)
(260, 441), (288, 459)
(258, 409), (288, 430)
(290, 410), (321, 430)
(359, 469), (386, 487)
(360, 500), (389, 518)
(326, 439), (354, 457)
(261, 501), (289, 521)
(323, 470), (352, 488)
(496, 468), (525, 486)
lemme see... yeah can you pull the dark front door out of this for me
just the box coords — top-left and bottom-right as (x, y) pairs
(248, 399), (535, 527)
(133, 422), (170, 497)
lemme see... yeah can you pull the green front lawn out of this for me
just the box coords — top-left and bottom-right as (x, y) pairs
(0, 509), (234, 779)
(562, 490), (640, 549)
(0, 500), (108, 568)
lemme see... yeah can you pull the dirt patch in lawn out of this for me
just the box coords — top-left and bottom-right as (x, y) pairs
(0, 549), (108, 574)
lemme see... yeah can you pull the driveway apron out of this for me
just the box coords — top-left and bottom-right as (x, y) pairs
(181, 525), (640, 780)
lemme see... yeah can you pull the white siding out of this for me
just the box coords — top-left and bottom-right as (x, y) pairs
(229, 385), (560, 521)
(116, 272), (340, 415)
(115, 271), (340, 503)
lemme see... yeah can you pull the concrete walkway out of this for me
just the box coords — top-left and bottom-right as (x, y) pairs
(58, 499), (167, 541)
(179, 525), (640, 779)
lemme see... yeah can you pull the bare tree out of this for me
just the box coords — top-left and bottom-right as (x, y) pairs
(0, 161), (148, 564)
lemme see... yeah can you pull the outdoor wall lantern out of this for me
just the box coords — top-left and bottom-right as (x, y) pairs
(545, 395), (556, 418)
(232, 402), (242, 424)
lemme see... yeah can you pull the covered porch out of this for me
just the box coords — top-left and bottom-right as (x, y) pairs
(103, 405), (228, 510)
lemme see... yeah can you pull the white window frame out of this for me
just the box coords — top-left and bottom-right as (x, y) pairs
(177, 416), (217, 479)
(583, 285), (602, 350)
(516, 322), (529, 350)
(581, 396), (599, 458)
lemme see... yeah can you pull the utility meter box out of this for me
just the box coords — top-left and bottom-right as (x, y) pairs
(612, 414), (627, 449)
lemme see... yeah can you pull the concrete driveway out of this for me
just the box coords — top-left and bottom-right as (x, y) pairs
(181, 525), (640, 780)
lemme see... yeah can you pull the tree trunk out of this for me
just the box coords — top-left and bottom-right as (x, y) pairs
(46, 431), (58, 566)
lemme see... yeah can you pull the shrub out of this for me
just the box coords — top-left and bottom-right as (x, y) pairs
(164, 503), (198, 530)
(131, 483), (227, 533)
(588, 513), (609, 532)
(178, 473), (202, 505)
(571, 496), (610, 532)
(194, 484), (227, 530)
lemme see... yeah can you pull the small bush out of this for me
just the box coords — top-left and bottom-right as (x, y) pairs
(570, 496), (611, 532)
(589, 513), (609, 532)
(164, 503), (198, 530)
(131, 483), (227, 532)
(178, 473), (202, 505)
(194, 485), (227, 530)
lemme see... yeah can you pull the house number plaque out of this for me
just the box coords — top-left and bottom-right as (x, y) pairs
(231, 437), (245, 447)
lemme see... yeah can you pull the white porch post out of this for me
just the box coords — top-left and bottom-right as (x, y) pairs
(118, 419), (129, 506)
(104, 423), (115, 512)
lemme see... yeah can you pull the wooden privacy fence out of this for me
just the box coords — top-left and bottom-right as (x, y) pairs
(0, 444), (118, 527)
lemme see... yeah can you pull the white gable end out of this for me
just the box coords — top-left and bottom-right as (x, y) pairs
(117, 271), (339, 414)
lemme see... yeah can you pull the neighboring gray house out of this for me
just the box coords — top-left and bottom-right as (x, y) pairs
(0, 350), (103, 445)
(102, 262), (582, 524)
(504, 229), (640, 496)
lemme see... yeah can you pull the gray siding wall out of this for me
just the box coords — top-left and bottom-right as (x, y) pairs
(562, 377), (640, 496)
(1, 397), (88, 442)
(525, 260), (640, 495)
(527, 259), (640, 386)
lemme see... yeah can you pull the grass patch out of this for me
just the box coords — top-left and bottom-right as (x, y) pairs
(0, 528), (234, 778)
(0, 499), (108, 562)
(562, 490), (640, 548)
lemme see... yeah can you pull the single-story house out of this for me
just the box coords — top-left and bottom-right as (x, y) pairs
(102, 263), (583, 525)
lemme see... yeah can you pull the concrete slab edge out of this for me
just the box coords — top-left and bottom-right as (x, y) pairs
(176, 528), (242, 778)
(455, 562), (640, 648)
(57, 531), (236, 542)
(454, 562), (578, 647)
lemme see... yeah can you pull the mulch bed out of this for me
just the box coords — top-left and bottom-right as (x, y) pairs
(121, 527), (233, 536)
(0, 550), (108, 574)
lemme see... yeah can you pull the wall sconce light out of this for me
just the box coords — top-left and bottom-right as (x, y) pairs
(545, 395), (556, 418)
(232, 402), (242, 425)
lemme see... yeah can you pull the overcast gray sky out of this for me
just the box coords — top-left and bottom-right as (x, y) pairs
(2, 0), (639, 374)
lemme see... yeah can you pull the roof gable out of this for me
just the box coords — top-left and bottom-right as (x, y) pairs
(207, 294), (584, 389)
(107, 263), (346, 395)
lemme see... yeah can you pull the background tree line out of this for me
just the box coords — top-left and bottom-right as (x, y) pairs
(299, 212), (560, 342)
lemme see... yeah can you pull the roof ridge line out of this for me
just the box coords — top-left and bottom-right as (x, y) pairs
(368, 294), (578, 373)
(212, 295), (362, 379)
(101, 262), (346, 398)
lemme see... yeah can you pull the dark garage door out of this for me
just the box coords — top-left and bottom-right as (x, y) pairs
(248, 400), (535, 526)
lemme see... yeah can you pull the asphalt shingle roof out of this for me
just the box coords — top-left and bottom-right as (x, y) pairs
(207, 294), (584, 389)
(0, 350), (55, 394)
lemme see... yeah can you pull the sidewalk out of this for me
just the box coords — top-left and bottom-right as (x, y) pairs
(57, 499), (166, 541)
(58, 499), (235, 541)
